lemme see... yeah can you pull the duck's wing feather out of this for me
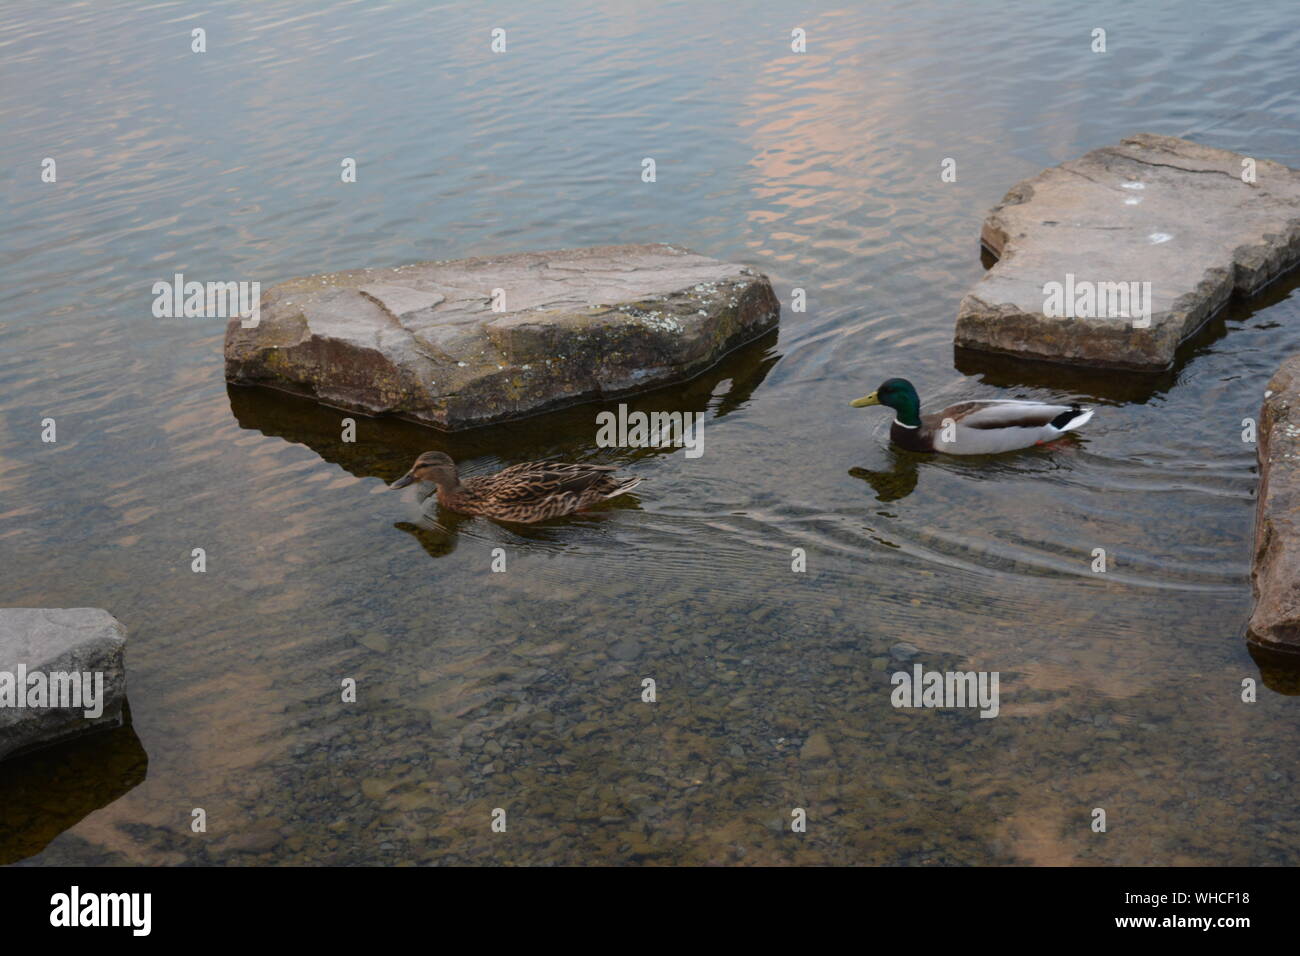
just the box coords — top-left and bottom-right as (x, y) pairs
(474, 462), (619, 500)
(940, 400), (1078, 430)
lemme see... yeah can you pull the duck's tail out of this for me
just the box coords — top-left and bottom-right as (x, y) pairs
(603, 476), (644, 499)
(1051, 405), (1093, 432)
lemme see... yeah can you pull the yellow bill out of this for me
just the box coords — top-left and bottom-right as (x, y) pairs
(849, 391), (880, 407)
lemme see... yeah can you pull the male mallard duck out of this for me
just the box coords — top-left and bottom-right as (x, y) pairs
(389, 451), (643, 523)
(849, 378), (1093, 454)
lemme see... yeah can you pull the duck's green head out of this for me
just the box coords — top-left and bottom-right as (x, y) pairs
(850, 378), (921, 426)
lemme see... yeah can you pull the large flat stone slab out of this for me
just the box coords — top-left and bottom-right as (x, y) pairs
(1249, 355), (1300, 656)
(0, 608), (127, 763)
(225, 244), (781, 430)
(955, 134), (1300, 369)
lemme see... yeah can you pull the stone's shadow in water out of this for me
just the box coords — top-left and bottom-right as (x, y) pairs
(0, 704), (147, 864)
(227, 329), (781, 484)
(953, 346), (1178, 406)
(955, 267), (1300, 405)
(1247, 642), (1300, 695)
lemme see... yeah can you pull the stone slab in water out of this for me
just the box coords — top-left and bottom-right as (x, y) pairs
(955, 133), (1300, 369)
(225, 244), (781, 430)
(0, 608), (127, 763)
(1249, 355), (1300, 657)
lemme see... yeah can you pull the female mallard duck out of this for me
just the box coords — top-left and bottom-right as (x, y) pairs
(389, 451), (643, 523)
(850, 378), (1093, 454)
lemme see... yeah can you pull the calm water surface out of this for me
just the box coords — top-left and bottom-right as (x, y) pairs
(4, 0), (1300, 865)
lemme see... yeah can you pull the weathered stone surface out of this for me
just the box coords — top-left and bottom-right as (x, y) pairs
(1249, 356), (1300, 656)
(956, 134), (1300, 369)
(0, 608), (127, 763)
(225, 244), (781, 430)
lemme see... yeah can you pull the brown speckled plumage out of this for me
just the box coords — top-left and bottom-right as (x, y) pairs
(389, 451), (643, 523)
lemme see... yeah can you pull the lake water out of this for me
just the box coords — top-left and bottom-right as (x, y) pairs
(4, 0), (1300, 865)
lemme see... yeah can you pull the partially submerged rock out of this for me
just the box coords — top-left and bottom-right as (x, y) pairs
(955, 134), (1300, 369)
(0, 608), (127, 763)
(1249, 356), (1300, 657)
(225, 244), (780, 430)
